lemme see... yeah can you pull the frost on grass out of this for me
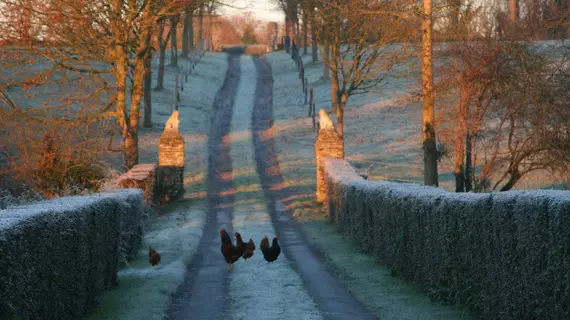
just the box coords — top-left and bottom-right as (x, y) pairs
(229, 191), (323, 320)
(302, 221), (471, 320)
(83, 202), (206, 320)
(230, 195), (322, 320)
(227, 57), (322, 320)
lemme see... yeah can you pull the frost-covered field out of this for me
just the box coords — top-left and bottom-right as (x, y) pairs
(266, 49), (473, 318)
(105, 52), (228, 198)
(82, 52), (228, 320)
(266, 46), (567, 192)
(228, 55), (322, 320)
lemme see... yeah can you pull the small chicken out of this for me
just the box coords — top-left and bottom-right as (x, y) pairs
(149, 247), (161, 267)
(260, 236), (281, 263)
(241, 238), (256, 262)
(220, 229), (242, 271)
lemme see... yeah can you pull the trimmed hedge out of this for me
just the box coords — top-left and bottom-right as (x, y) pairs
(0, 189), (144, 320)
(324, 158), (570, 319)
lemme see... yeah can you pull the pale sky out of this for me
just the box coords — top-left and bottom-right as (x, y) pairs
(220, 0), (285, 23)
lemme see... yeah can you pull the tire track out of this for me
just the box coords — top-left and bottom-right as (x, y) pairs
(251, 55), (378, 320)
(165, 51), (241, 320)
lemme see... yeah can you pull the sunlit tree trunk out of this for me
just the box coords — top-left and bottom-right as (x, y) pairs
(421, 0), (439, 187)
(509, 0), (518, 34)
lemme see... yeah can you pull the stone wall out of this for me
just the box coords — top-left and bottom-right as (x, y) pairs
(117, 163), (156, 204)
(314, 109), (344, 203)
(155, 111), (185, 204)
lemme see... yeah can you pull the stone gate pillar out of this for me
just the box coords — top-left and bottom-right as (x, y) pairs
(315, 109), (344, 203)
(155, 111), (185, 204)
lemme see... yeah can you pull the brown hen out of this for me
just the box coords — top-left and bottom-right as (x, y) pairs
(241, 238), (256, 262)
(149, 247), (161, 266)
(221, 229), (243, 271)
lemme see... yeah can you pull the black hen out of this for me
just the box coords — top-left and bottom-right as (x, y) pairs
(260, 236), (281, 263)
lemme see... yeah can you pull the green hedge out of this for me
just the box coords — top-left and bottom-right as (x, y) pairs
(0, 189), (144, 320)
(324, 158), (570, 319)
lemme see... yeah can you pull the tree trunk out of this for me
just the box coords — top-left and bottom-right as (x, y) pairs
(322, 45), (330, 80)
(295, 19), (301, 49)
(331, 69), (339, 113)
(115, 63), (135, 169)
(143, 56), (152, 128)
(170, 17), (178, 67)
(111, 0), (137, 170)
(500, 170), (522, 191)
(303, 11), (308, 55)
(143, 48), (152, 128)
(208, 13), (214, 51)
(124, 9), (154, 169)
(285, 17), (292, 53)
(449, 0), (460, 37)
(123, 128), (138, 169)
(465, 131), (473, 192)
(421, 0), (439, 187)
(454, 87), (469, 192)
(198, 5), (204, 50)
(181, 11), (191, 58)
(156, 44), (166, 90)
(336, 100), (346, 158)
(188, 10), (194, 49)
(289, 12), (297, 49)
(509, 0), (518, 33)
(311, 21), (318, 62)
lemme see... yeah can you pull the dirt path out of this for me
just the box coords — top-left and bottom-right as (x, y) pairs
(166, 52), (241, 320)
(250, 56), (378, 320)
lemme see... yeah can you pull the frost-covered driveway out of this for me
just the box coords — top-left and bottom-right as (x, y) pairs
(167, 49), (376, 320)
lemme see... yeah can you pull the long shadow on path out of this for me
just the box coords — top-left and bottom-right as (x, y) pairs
(251, 55), (378, 320)
(166, 51), (242, 320)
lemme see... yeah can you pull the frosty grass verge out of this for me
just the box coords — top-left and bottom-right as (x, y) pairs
(228, 55), (323, 320)
(264, 49), (472, 319)
(84, 52), (228, 320)
(83, 202), (205, 320)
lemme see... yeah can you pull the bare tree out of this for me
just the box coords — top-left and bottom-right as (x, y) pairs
(315, 0), (415, 156)
(475, 42), (570, 191)
(0, 0), (185, 169)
